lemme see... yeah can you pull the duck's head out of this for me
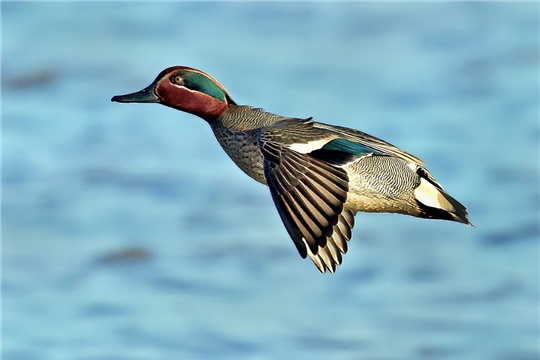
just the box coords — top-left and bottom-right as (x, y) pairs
(111, 66), (236, 122)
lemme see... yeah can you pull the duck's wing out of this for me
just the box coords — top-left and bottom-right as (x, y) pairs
(305, 209), (356, 273)
(312, 122), (425, 165)
(258, 122), (359, 273)
(259, 118), (424, 165)
(257, 117), (423, 272)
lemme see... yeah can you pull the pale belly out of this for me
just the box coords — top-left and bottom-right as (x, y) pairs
(343, 155), (420, 215)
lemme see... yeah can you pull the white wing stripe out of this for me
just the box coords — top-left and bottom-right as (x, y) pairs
(287, 139), (332, 153)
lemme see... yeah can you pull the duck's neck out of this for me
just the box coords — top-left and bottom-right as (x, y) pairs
(214, 105), (291, 131)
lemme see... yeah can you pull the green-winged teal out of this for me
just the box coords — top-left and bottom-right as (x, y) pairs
(112, 66), (470, 273)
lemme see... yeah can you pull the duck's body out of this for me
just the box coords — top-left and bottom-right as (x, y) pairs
(112, 66), (470, 273)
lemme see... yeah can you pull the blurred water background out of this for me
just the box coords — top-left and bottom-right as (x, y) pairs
(3, 2), (539, 360)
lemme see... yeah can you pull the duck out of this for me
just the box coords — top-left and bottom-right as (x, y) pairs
(112, 66), (470, 274)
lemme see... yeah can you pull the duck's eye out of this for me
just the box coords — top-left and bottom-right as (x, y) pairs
(171, 75), (184, 85)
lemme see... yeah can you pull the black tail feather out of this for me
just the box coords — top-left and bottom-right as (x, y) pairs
(417, 191), (471, 225)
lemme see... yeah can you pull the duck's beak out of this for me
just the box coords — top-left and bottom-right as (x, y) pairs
(111, 83), (159, 103)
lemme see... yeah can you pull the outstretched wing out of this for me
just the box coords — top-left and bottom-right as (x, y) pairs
(258, 117), (424, 165)
(313, 122), (425, 165)
(258, 117), (424, 272)
(258, 121), (364, 272)
(305, 209), (356, 273)
(260, 140), (349, 258)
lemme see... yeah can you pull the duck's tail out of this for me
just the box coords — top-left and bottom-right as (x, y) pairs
(414, 167), (471, 225)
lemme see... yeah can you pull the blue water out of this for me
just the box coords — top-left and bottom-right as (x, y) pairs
(3, 2), (539, 359)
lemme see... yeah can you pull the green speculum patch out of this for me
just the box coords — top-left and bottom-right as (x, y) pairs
(182, 72), (226, 102)
(322, 138), (377, 156)
(309, 138), (380, 165)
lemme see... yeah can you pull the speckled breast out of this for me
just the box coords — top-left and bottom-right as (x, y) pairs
(210, 125), (267, 185)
